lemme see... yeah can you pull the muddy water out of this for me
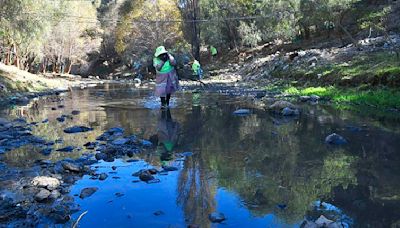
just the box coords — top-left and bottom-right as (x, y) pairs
(1, 83), (400, 227)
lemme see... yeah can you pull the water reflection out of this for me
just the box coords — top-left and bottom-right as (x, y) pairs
(0, 84), (400, 227)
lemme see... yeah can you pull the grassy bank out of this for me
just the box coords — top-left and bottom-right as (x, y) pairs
(283, 86), (400, 109)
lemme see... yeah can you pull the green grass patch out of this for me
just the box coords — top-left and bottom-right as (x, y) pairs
(283, 86), (400, 109)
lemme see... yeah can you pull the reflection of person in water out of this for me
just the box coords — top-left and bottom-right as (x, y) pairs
(157, 109), (180, 165)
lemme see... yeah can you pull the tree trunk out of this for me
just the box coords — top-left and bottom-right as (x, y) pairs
(191, 0), (200, 60)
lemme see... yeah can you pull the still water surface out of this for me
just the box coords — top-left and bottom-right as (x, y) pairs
(1, 84), (400, 227)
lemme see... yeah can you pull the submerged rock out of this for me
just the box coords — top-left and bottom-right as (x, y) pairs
(79, 187), (98, 199)
(31, 176), (61, 190)
(162, 166), (179, 172)
(71, 110), (80, 115)
(325, 133), (348, 145)
(233, 109), (251, 115)
(56, 117), (65, 122)
(135, 170), (155, 182)
(63, 126), (93, 134)
(99, 173), (108, 181)
(208, 212), (226, 223)
(56, 146), (74, 152)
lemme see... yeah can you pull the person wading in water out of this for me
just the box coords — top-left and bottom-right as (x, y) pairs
(153, 46), (179, 109)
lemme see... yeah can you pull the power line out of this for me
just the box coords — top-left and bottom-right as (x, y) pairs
(1, 11), (279, 25)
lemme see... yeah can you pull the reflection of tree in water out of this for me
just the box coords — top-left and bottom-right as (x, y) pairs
(177, 155), (216, 227)
(176, 104), (358, 224)
(176, 103), (217, 227)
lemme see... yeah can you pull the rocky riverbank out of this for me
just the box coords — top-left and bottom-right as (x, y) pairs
(0, 116), (154, 226)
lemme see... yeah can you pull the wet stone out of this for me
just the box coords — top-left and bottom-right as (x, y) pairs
(64, 126), (93, 134)
(282, 107), (300, 116)
(40, 148), (52, 156)
(95, 152), (107, 161)
(35, 188), (51, 202)
(233, 109), (251, 116)
(99, 173), (108, 181)
(162, 166), (179, 172)
(56, 146), (74, 152)
(71, 110), (80, 115)
(62, 162), (82, 172)
(112, 138), (129, 145)
(153, 210), (164, 216)
(56, 117), (65, 122)
(138, 170), (154, 182)
(325, 133), (348, 145)
(208, 212), (226, 223)
(79, 187), (98, 199)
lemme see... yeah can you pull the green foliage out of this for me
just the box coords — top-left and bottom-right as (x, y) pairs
(284, 86), (400, 109)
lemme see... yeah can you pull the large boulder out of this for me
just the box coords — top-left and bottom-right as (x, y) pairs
(31, 176), (61, 190)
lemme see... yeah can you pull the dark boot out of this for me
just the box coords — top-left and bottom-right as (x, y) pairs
(160, 97), (166, 109)
(166, 94), (171, 107)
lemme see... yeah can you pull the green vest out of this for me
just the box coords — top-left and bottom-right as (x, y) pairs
(153, 57), (174, 73)
(192, 60), (201, 74)
(210, 46), (217, 56)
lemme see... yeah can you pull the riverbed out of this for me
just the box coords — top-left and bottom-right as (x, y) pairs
(0, 83), (399, 227)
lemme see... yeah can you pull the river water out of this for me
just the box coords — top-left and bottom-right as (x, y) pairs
(1, 83), (400, 227)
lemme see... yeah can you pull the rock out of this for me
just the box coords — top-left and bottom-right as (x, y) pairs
(325, 133), (348, 145)
(79, 187), (98, 199)
(141, 140), (153, 147)
(48, 190), (61, 200)
(269, 100), (297, 111)
(115, 192), (124, 197)
(71, 110), (80, 115)
(32, 176), (61, 190)
(112, 138), (129, 145)
(56, 146), (74, 152)
(162, 166), (179, 172)
(180, 152), (193, 157)
(138, 170), (154, 182)
(63, 126), (93, 134)
(95, 153), (107, 161)
(84, 142), (96, 150)
(58, 105), (65, 108)
(299, 96), (311, 102)
(108, 127), (124, 134)
(315, 215), (334, 227)
(62, 162), (81, 172)
(300, 220), (318, 228)
(146, 179), (161, 184)
(233, 109), (251, 115)
(282, 107), (300, 116)
(40, 148), (52, 156)
(56, 117), (65, 122)
(153, 210), (164, 216)
(208, 212), (226, 223)
(99, 173), (108, 181)
(51, 107), (57, 111)
(35, 188), (51, 201)
(310, 95), (320, 102)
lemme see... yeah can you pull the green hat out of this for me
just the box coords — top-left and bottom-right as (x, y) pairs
(154, 46), (168, 57)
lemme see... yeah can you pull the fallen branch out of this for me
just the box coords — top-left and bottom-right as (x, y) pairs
(72, 210), (88, 228)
